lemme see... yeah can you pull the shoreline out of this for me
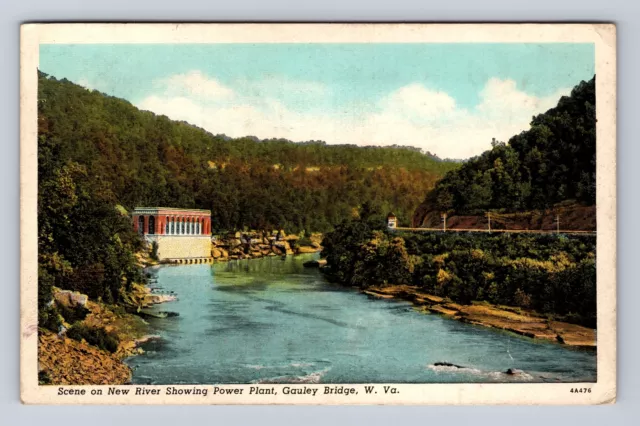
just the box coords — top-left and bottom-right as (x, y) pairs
(38, 285), (177, 385)
(361, 285), (596, 348)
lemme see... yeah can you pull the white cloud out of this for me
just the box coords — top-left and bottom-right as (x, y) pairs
(77, 78), (92, 89)
(476, 78), (566, 123)
(380, 84), (458, 120)
(237, 76), (328, 98)
(77, 77), (107, 92)
(136, 71), (571, 159)
(160, 70), (235, 100)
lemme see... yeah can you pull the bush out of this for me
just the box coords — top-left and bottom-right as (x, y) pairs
(38, 267), (58, 330)
(150, 241), (159, 261)
(57, 303), (89, 324)
(38, 371), (52, 385)
(513, 288), (532, 308)
(298, 236), (313, 246)
(66, 324), (120, 353)
(39, 305), (62, 332)
(323, 224), (596, 325)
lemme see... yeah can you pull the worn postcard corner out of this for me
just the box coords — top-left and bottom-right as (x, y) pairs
(20, 23), (616, 405)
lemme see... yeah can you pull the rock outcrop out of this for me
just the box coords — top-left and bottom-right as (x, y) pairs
(38, 331), (132, 385)
(209, 230), (323, 261)
(54, 290), (88, 309)
(363, 285), (596, 348)
(39, 286), (173, 385)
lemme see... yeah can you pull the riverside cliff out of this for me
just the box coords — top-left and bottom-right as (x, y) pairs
(38, 282), (176, 385)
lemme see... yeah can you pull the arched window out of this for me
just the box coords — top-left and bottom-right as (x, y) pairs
(165, 217), (170, 234)
(138, 216), (144, 235)
(148, 216), (155, 235)
(181, 218), (185, 234)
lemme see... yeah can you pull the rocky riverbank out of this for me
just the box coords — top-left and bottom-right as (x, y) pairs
(208, 230), (323, 261)
(362, 285), (596, 348)
(38, 285), (174, 385)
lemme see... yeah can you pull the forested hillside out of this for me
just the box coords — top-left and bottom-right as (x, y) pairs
(38, 71), (457, 233)
(413, 76), (596, 227)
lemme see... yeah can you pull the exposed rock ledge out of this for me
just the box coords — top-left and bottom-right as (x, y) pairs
(39, 331), (133, 385)
(362, 285), (595, 347)
(209, 230), (323, 262)
(39, 286), (173, 385)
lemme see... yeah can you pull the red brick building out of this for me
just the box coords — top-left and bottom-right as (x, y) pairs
(131, 207), (213, 262)
(132, 207), (212, 236)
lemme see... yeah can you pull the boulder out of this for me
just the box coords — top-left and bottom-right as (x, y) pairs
(57, 324), (67, 337)
(143, 294), (177, 305)
(54, 289), (89, 309)
(303, 259), (328, 268)
(296, 246), (319, 254)
(229, 239), (242, 249)
(273, 240), (291, 251)
(433, 362), (466, 369)
(310, 233), (324, 245)
(211, 248), (222, 259)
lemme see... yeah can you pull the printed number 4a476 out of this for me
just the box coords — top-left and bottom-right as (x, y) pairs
(570, 388), (592, 393)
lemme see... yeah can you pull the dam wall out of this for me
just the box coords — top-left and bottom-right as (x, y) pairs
(148, 235), (211, 261)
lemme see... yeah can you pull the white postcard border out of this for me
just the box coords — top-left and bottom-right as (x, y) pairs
(20, 23), (617, 405)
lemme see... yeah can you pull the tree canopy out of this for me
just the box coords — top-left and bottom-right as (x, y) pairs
(414, 76), (596, 221)
(38, 71), (458, 233)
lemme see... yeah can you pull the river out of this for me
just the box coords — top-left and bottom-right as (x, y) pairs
(126, 254), (596, 384)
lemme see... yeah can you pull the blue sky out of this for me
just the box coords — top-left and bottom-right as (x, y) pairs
(39, 43), (594, 159)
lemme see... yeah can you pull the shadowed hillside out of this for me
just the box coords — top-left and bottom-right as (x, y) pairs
(413, 76), (596, 229)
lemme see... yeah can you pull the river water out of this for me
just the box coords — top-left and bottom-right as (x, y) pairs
(126, 254), (596, 384)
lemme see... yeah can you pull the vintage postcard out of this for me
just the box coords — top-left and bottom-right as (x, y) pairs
(20, 23), (616, 405)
